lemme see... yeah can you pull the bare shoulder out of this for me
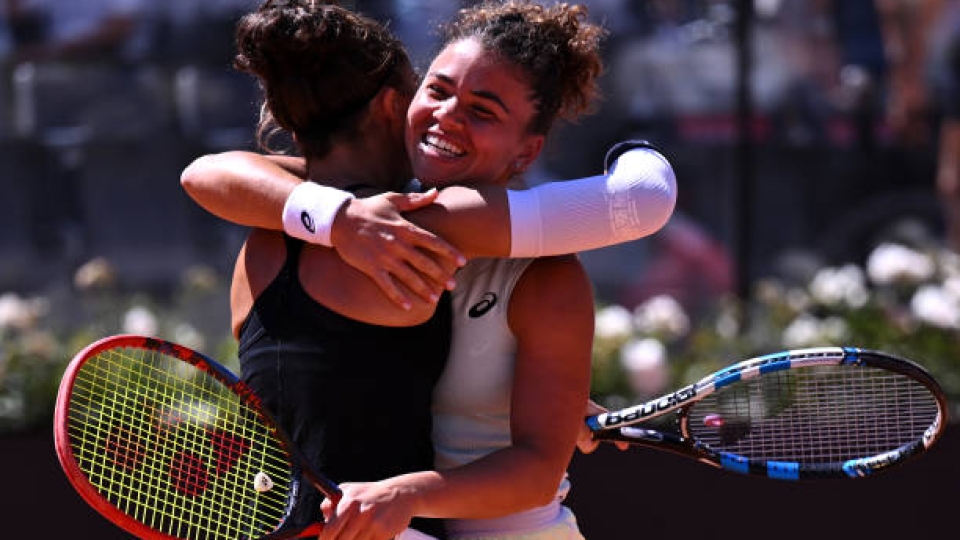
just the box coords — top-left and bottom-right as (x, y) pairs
(231, 229), (286, 336)
(298, 244), (439, 326)
(514, 255), (591, 299)
(508, 255), (594, 337)
(242, 229), (287, 294)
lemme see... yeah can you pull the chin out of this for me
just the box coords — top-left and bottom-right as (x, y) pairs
(413, 161), (462, 187)
(417, 175), (458, 189)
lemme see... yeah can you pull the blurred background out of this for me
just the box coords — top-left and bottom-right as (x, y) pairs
(0, 0), (959, 537)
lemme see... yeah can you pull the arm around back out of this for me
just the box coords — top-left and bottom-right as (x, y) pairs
(180, 151), (305, 230)
(506, 146), (677, 257)
(390, 145), (678, 260)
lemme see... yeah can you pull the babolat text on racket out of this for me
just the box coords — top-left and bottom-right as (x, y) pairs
(586, 347), (948, 480)
(54, 334), (342, 539)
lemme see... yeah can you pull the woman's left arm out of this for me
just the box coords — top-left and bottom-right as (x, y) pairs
(500, 254), (596, 501)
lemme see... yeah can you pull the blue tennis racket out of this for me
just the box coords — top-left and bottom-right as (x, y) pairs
(587, 347), (948, 480)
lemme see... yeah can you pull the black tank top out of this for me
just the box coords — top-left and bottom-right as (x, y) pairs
(238, 234), (451, 537)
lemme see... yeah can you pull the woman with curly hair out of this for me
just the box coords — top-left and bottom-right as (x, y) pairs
(310, 3), (642, 539)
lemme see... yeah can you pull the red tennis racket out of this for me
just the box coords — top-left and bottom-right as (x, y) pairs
(54, 334), (341, 539)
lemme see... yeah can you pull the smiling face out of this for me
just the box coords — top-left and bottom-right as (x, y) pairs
(405, 38), (545, 188)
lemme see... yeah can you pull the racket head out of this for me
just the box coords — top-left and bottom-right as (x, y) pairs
(593, 347), (948, 480)
(54, 334), (339, 539)
(681, 347), (948, 479)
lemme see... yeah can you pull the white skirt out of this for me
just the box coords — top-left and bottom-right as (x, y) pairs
(447, 504), (585, 540)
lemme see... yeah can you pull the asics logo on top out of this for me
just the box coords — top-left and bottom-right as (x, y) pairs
(468, 292), (497, 318)
(301, 211), (316, 234)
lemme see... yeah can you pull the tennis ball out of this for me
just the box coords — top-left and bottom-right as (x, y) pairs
(254, 471), (274, 492)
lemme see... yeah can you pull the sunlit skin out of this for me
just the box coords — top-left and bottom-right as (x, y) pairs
(405, 38), (545, 189)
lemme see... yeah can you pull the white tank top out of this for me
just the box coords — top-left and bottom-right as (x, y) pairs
(432, 257), (532, 469)
(432, 257), (576, 537)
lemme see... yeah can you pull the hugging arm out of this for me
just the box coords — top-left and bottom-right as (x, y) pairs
(182, 142), (678, 310)
(181, 152), (306, 230)
(421, 141), (677, 259)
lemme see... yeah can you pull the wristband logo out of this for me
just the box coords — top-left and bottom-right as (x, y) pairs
(468, 292), (497, 318)
(300, 211), (316, 234)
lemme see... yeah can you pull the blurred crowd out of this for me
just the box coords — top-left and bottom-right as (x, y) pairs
(0, 0), (957, 324)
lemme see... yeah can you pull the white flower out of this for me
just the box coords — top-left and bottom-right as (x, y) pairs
(866, 243), (935, 286)
(633, 295), (690, 338)
(782, 314), (821, 348)
(0, 293), (27, 329)
(809, 264), (868, 308)
(943, 276), (960, 302)
(594, 304), (634, 341)
(74, 257), (116, 291)
(911, 285), (960, 329)
(0, 293), (47, 331)
(820, 316), (850, 343)
(619, 338), (669, 398)
(0, 395), (25, 421)
(620, 338), (666, 371)
(122, 305), (158, 336)
(174, 323), (205, 352)
(782, 312), (850, 348)
(714, 308), (739, 340)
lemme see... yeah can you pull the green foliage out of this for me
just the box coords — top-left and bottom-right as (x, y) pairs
(0, 262), (237, 434)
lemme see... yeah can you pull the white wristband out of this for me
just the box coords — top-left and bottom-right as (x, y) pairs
(281, 182), (355, 246)
(507, 147), (677, 257)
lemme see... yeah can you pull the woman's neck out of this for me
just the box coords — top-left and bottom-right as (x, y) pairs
(306, 139), (409, 192)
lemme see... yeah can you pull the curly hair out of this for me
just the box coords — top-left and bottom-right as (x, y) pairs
(233, 0), (416, 157)
(438, 0), (607, 135)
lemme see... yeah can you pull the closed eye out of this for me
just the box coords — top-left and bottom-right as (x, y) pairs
(472, 105), (496, 119)
(426, 83), (449, 99)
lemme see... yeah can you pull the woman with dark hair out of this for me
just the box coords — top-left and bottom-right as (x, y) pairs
(182, 1), (677, 538)
(226, 3), (452, 537)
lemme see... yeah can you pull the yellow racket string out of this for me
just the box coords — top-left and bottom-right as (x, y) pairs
(66, 346), (295, 539)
